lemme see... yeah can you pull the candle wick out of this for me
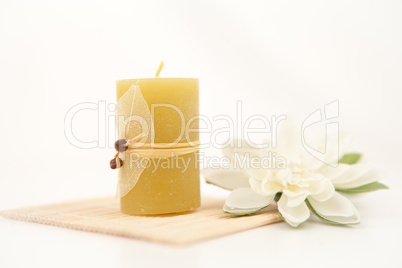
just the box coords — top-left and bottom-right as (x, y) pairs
(155, 61), (164, 78)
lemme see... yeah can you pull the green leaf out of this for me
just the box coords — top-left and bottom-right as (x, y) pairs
(339, 153), (362, 165)
(274, 192), (282, 202)
(278, 211), (307, 228)
(337, 181), (389, 193)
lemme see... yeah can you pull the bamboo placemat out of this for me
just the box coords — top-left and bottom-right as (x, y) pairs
(0, 197), (282, 245)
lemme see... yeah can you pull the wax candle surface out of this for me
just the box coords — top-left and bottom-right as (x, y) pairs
(116, 78), (200, 215)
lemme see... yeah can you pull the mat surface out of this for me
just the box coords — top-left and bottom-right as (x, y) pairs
(0, 197), (282, 245)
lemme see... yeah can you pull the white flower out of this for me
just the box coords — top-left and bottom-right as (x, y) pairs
(203, 116), (387, 227)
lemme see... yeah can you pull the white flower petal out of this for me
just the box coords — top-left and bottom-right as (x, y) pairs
(261, 180), (283, 196)
(202, 167), (250, 190)
(276, 168), (292, 181)
(339, 132), (354, 153)
(308, 192), (354, 217)
(278, 195), (310, 227)
(286, 193), (309, 207)
(301, 131), (353, 170)
(303, 176), (328, 195)
(300, 131), (330, 170)
(309, 179), (335, 202)
(223, 204), (265, 215)
(319, 164), (350, 180)
(316, 212), (360, 225)
(283, 189), (305, 198)
(225, 187), (274, 210)
(249, 177), (271, 196)
(245, 167), (268, 181)
(324, 131), (353, 165)
(301, 151), (325, 171)
(308, 192), (360, 224)
(331, 163), (372, 185)
(334, 168), (386, 190)
(275, 115), (302, 162)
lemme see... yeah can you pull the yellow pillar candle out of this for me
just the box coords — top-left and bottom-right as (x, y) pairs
(116, 67), (200, 215)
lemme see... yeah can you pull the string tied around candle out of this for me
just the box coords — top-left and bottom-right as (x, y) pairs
(111, 84), (199, 198)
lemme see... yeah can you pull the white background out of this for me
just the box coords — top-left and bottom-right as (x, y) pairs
(0, 0), (401, 267)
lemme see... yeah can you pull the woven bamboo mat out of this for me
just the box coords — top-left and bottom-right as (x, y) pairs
(0, 197), (282, 245)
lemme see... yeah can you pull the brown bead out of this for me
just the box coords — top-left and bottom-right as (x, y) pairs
(110, 158), (123, 169)
(114, 139), (128, 152)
